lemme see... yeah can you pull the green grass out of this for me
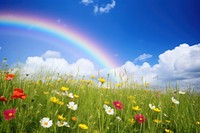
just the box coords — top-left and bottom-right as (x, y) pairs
(0, 69), (200, 133)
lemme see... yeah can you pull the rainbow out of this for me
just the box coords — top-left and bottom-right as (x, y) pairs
(0, 13), (118, 69)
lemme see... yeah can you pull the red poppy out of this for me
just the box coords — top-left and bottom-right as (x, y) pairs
(3, 108), (17, 120)
(5, 73), (15, 81)
(113, 101), (124, 110)
(0, 96), (7, 102)
(134, 114), (146, 123)
(11, 88), (26, 99)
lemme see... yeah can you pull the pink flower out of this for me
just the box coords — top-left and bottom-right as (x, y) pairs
(113, 101), (124, 110)
(134, 114), (146, 123)
(3, 108), (17, 120)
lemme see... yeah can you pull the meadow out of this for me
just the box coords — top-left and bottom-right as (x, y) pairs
(0, 62), (200, 133)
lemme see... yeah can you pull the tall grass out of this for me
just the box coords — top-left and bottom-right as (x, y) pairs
(0, 63), (200, 132)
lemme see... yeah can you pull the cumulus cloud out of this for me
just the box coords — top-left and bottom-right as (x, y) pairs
(42, 50), (61, 59)
(15, 44), (200, 88)
(155, 44), (200, 83)
(81, 0), (93, 5)
(115, 43), (200, 88)
(17, 50), (96, 79)
(134, 53), (152, 62)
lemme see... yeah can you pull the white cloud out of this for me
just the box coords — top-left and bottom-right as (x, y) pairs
(81, 0), (93, 5)
(155, 43), (200, 83)
(18, 51), (96, 79)
(114, 43), (200, 88)
(80, 0), (116, 14)
(15, 44), (200, 88)
(99, 0), (116, 13)
(42, 50), (61, 59)
(134, 53), (152, 62)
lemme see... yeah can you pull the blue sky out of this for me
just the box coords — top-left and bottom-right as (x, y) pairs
(0, 0), (200, 87)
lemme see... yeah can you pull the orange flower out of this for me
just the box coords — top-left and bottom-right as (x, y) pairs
(11, 88), (26, 99)
(72, 116), (77, 121)
(5, 73), (15, 81)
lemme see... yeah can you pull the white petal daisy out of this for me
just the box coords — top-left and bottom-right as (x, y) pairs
(149, 104), (156, 110)
(171, 97), (180, 104)
(40, 117), (53, 128)
(57, 121), (70, 127)
(105, 106), (114, 115)
(67, 102), (78, 111)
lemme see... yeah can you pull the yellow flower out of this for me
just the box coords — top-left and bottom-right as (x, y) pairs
(127, 95), (135, 100)
(116, 83), (122, 88)
(129, 118), (135, 125)
(196, 121), (200, 125)
(60, 87), (69, 91)
(43, 91), (49, 95)
(153, 108), (161, 112)
(74, 94), (79, 98)
(153, 119), (162, 124)
(132, 106), (141, 111)
(57, 115), (66, 121)
(91, 75), (96, 79)
(79, 124), (88, 130)
(57, 101), (64, 105)
(50, 97), (59, 103)
(99, 77), (106, 84)
(165, 129), (174, 133)
(104, 100), (110, 105)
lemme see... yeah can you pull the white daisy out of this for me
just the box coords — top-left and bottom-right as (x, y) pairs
(57, 121), (70, 127)
(105, 106), (114, 115)
(40, 117), (53, 128)
(67, 102), (78, 111)
(179, 91), (186, 95)
(149, 104), (156, 110)
(68, 93), (74, 98)
(171, 97), (180, 104)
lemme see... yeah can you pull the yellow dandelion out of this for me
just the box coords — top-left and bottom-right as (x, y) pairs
(74, 94), (79, 98)
(79, 124), (88, 130)
(165, 129), (174, 133)
(153, 119), (162, 124)
(57, 101), (64, 105)
(153, 108), (161, 112)
(99, 77), (106, 84)
(132, 106), (141, 111)
(104, 100), (110, 105)
(50, 97), (59, 103)
(60, 87), (69, 91)
(129, 118), (135, 125)
(57, 115), (66, 121)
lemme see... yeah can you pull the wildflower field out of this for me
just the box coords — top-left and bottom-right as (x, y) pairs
(0, 68), (200, 132)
